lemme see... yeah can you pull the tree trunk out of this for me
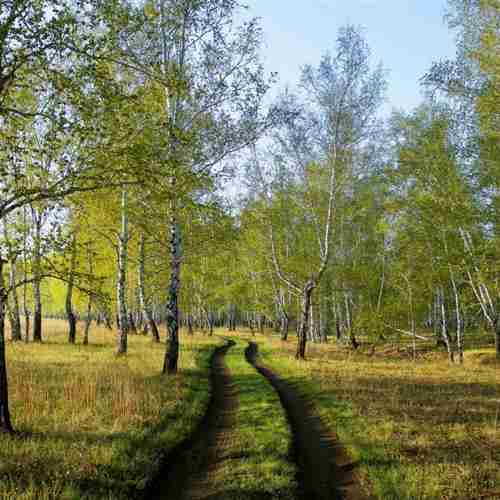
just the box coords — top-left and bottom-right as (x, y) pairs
(344, 293), (351, 333)
(494, 317), (500, 360)
(32, 213), (43, 343)
(309, 297), (315, 342)
(450, 276), (463, 364)
(438, 287), (454, 362)
(33, 305), (42, 343)
(149, 317), (160, 343)
(208, 311), (214, 336)
(138, 234), (160, 343)
(256, 314), (262, 334)
(116, 190), (129, 355)
(104, 313), (112, 331)
(0, 259), (13, 432)
(280, 311), (289, 341)
(227, 304), (236, 331)
(128, 312), (137, 334)
(296, 281), (315, 360)
(66, 235), (77, 344)
(403, 274), (416, 361)
(24, 311), (30, 343)
(3, 224), (21, 342)
(187, 314), (194, 335)
(7, 260), (22, 342)
(83, 295), (92, 346)
(163, 214), (181, 374)
(22, 207), (30, 343)
(334, 297), (343, 341)
(319, 292), (328, 343)
(344, 293), (358, 348)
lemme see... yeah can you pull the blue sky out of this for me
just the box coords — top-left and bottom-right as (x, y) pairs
(241, 0), (457, 115)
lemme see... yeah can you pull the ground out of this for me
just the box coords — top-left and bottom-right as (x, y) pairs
(1, 320), (499, 499)
(1, 320), (220, 499)
(256, 333), (500, 500)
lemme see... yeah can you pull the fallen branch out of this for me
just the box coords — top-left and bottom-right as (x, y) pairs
(383, 323), (433, 342)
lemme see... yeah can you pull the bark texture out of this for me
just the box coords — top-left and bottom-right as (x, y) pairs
(163, 215), (181, 374)
(83, 296), (92, 346)
(138, 234), (160, 343)
(296, 281), (315, 359)
(7, 260), (21, 342)
(32, 211), (43, 343)
(66, 235), (77, 344)
(116, 190), (129, 355)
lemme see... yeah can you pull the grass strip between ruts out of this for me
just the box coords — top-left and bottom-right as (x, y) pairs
(209, 337), (297, 499)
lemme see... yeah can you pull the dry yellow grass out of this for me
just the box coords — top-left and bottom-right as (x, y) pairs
(255, 332), (500, 500)
(1, 319), (221, 500)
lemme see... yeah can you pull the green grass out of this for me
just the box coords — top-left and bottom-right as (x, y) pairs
(200, 336), (297, 499)
(1, 320), (222, 500)
(253, 331), (500, 500)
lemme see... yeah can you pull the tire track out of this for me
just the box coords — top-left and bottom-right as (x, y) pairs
(245, 342), (366, 500)
(146, 338), (237, 500)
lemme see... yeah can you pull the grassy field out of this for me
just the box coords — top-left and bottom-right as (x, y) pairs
(1, 320), (221, 500)
(2, 320), (498, 500)
(254, 332), (500, 500)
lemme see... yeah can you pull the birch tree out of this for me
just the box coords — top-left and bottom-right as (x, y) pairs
(120, 0), (274, 373)
(252, 26), (386, 359)
(0, 0), (142, 433)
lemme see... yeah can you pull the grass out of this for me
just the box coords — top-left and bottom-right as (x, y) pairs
(253, 331), (500, 500)
(4, 320), (496, 499)
(211, 336), (297, 499)
(1, 319), (222, 500)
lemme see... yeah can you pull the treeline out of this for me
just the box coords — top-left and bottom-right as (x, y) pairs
(199, 1), (499, 363)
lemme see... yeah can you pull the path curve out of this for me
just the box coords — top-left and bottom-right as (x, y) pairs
(146, 338), (237, 500)
(245, 342), (366, 500)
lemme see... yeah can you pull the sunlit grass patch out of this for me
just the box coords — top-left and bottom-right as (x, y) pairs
(253, 332), (500, 500)
(1, 320), (221, 499)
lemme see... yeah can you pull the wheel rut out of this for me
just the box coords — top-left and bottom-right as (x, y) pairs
(245, 341), (366, 500)
(146, 338), (237, 500)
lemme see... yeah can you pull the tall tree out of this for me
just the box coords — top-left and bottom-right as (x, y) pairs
(251, 26), (386, 359)
(0, 0), (141, 433)
(121, 0), (274, 373)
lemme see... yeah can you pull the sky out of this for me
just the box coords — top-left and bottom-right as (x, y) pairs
(241, 0), (458, 115)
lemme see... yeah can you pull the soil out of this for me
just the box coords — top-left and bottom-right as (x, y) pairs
(145, 339), (238, 500)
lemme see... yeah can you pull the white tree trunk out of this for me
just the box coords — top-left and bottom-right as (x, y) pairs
(116, 190), (129, 355)
(138, 234), (160, 342)
(450, 276), (463, 364)
(7, 260), (21, 341)
(163, 213), (181, 373)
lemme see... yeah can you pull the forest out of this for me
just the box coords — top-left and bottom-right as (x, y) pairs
(0, 0), (499, 499)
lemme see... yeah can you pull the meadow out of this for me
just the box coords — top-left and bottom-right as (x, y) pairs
(1, 320), (221, 500)
(256, 333), (500, 500)
(2, 321), (499, 500)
